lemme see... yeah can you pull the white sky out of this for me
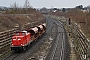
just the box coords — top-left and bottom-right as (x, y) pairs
(0, 0), (90, 8)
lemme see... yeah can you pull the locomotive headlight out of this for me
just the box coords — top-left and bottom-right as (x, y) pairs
(21, 44), (24, 46)
(13, 39), (16, 40)
(21, 44), (22, 45)
(18, 38), (21, 40)
(12, 44), (13, 46)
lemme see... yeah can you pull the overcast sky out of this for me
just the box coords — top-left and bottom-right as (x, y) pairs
(0, 0), (90, 8)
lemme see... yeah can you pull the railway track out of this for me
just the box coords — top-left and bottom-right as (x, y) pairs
(45, 19), (69, 60)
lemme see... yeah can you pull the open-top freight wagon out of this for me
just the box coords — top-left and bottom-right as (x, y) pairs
(11, 23), (46, 51)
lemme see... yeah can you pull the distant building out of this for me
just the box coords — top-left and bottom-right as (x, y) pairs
(81, 9), (89, 12)
(40, 7), (49, 14)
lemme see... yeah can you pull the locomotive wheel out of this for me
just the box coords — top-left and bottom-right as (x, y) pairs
(23, 46), (26, 51)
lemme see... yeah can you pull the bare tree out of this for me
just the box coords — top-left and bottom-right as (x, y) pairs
(23, 0), (32, 13)
(24, 0), (31, 9)
(10, 2), (19, 10)
(8, 0), (34, 14)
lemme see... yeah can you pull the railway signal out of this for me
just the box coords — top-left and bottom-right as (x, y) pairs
(68, 18), (71, 25)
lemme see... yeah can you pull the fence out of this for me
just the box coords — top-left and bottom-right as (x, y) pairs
(69, 22), (89, 60)
(0, 27), (19, 57)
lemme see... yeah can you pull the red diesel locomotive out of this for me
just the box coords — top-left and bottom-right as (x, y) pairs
(11, 23), (46, 51)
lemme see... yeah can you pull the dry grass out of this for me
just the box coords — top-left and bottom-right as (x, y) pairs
(0, 13), (45, 32)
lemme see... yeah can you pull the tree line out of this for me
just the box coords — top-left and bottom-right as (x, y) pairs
(4, 0), (36, 14)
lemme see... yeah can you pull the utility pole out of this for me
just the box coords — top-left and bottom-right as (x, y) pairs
(85, 19), (88, 37)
